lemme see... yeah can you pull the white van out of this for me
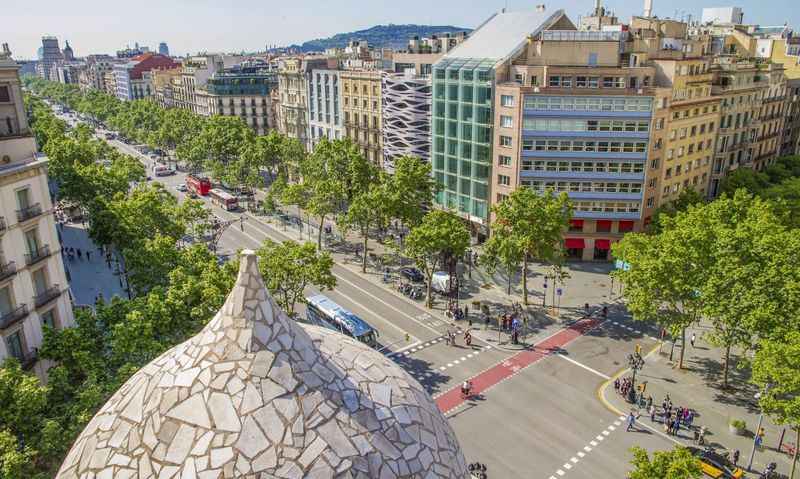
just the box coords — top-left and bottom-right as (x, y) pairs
(153, 165), (173, 177)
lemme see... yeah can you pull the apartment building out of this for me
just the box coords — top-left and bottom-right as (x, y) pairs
(78, 55), (115, 92)
(382, 70), (433, 171)
(174, 55), (227, 114)
(151, 66), (182, 109)
(341, 70), (383, 164)
(201, 61), (279, 136)
(392, 32), (468, 76)
(307, 69), (343, 146)
(492, 28), (656, 260)
(431, 8), (575, 239)
(36, 36), (62, 80)
(0, 53), (73, 379)
(645, 58), (720, 216)
(277, 56), (330, 150)
(113, 53), (179, 101)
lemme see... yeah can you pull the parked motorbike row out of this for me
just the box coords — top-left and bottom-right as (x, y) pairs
(397, 282), (424, 300)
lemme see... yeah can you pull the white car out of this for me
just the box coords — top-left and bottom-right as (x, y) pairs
(176, 184), (188, 192)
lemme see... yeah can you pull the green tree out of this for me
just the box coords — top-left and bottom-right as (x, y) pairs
(340, 183), (392, 273)
(403, 210), (470, 308)
(385, 155), (437, 228)
(649, 187), (705, 234)
(255, 240), (336, 317)
(185, 115), (254, 178)
(485, 188), (571, 305)
(628, 446), (703, 479)
(481, 231), (523, 296)
(612, 210), (713, 369)
(752, 330), (800, 479)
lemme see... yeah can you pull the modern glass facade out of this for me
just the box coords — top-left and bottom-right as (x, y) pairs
(206, 71), (278, 96)
(431, 58), (497, 222)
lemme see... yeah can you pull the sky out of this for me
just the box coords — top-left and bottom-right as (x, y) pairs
(5, 0), (799, 59)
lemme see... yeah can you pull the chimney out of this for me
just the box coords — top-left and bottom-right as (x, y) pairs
(643, 0), (653, 17)
(536, 4), (546, 12)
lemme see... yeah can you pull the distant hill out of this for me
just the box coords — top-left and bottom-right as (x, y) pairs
(287, 24), (472, 52)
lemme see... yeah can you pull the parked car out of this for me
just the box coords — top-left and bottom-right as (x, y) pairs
(176, 184), (187, 192)
(400, 267), (424, 283)
(687, 447), (744, 479)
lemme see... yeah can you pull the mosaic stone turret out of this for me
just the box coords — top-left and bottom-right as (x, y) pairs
(56, 250), (467, 478)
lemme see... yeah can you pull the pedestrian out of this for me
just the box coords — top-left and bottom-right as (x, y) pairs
(649, 404), (656, 422)
(686, 410), (694, 427)
(690, 332), (696, 347)
(646, 395), (653, 409)
(672, 417), (681, 436)
(86, 250), (91, 262)
(614, 378), (620, 393)
(698, 426), (706, 445)
(240, 217), (244, 232)
(77, 248), (82, 260)
(464, 305), (469, 319)
(731, 449), (739, 466)
(626, 411), (638, 431)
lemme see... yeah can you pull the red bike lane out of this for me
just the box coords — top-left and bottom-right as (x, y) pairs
(435, 318), (601, 414)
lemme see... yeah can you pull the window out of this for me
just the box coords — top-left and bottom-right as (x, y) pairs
(549, 76), (562, 87)
(646, 197), (655, 208)
(496, 193), (508, 203)
(5, 331), (24, 361)
(498, 155), (511, 166)
(0, 286), (13, 317)
(650, 158), (659, 169)
(500, 115), (513, 128)
(41, 309), (57, 330)
(501, 95), (514, 107)
(499, 136), (512, 148)
(16, 188), (31, 211)
(497, 175), (511, 186)
(0, 86), (9, 103)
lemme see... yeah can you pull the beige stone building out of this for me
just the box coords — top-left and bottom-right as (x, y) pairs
(341, 70), (383, 164)
(277, 56), (330, 150)
(151, 66), (182, 109)
(0, 52), (73, 379)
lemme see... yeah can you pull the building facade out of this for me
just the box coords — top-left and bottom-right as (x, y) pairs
(201, 61), (279, 136)
(36, 36), (62, 80)
(277, 57), (330, 150)
(0, 53), (73, 379)
(341, 69), (383, 164)
(113, 53), (179, 101)
(307, 69), (343, 146)
(151, 66), (182, 108)
(382, 71), (432, 171)
(78, 55), (115, 92)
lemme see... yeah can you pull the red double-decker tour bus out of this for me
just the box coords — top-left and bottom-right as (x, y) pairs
(186, 175), (211, 196)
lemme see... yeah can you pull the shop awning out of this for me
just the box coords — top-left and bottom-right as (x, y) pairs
(597, 220), (613, 229)
(565, 238), (585, 249)
(619, 220), (635, 232)
(570, 219), (584, 227)
(595, 239), (611, 250)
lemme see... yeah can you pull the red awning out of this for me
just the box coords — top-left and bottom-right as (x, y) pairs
(597, 220), (613, 228)
(565, 238), (585, 249)
(619, 220), (635, 232)
(595, 239), (611, 249)
(570, 219), (584, 227)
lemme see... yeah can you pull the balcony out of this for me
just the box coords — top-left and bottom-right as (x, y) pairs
(0, 261), (16, 282)
(16, 203), (43, 223)
(25, 245), (51, 266)
(0, 304), (29, 330)
(34, 285), (61, 308)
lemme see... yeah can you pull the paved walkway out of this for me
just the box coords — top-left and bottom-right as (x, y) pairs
(600, 321), (795, 476)
(58, 222), (126, 307)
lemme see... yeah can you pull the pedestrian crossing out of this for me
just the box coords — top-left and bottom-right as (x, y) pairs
(548, 416), (626, 479)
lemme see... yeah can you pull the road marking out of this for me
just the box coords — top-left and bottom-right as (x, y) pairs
(608, 425), (616, 431)
(614, 420), (621, 426)
(589, 441), (597, 446)
(596, 435), (604, 441)
(439, 366), (446, 371)
(331, 287), (421, 343)
(563, 463), (572, 470)
(570, 457), (578, 463)
(556, 470), (565, 476)
(577, 451), (585, 457)
(385, 341), (422, 358)
(554, 353), (611, 379)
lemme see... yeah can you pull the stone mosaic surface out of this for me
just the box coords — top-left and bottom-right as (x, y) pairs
(56, 250), (467, 478)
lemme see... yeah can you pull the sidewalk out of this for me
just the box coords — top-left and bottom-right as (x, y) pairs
(58, 222), (126, 307)
(601, 322), (794, 477)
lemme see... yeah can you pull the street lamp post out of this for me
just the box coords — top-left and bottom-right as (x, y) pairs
(747, 383), (770, 471)
(627, 351), (645, 404)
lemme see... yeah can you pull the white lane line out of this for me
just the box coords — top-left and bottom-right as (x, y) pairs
(563, 463), (572, 470)
(602, 430), (610, 436)
(554, 353), (611, 379)
(453, 360), (460, 365)
(556, 470), (565, 477)
(385, 340), (423, 358)
(608, 425), (616, 431)
(439, 366), (446, 371)
(570, 457), (579, 463)
(589, 441), (597, 446)
(614, 421), (621, 426)
(447, 363), (453, 368)
(460, 356), (467, 361)
(577, 451), (585, 458)
(596, 435), (604, 441)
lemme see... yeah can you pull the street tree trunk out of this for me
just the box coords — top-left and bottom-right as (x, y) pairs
(317, 214), (325, 250)
(507, 264), (512, 296)
(522, 256), (529, 305)
(361, 229), (368, 274)
(426, 274), (433, 309)
(790, 427), (798, 479)
(723, 344), (731, 389)
(679, 326), (687, 369)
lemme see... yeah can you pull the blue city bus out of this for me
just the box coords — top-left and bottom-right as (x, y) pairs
(305, 295), (379, 348)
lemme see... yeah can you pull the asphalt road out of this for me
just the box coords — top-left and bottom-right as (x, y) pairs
(56, 108), (682, 478)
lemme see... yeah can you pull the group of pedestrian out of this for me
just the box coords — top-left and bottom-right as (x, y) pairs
(614, 376), (636, 398)
(62, 246), (90, 262)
